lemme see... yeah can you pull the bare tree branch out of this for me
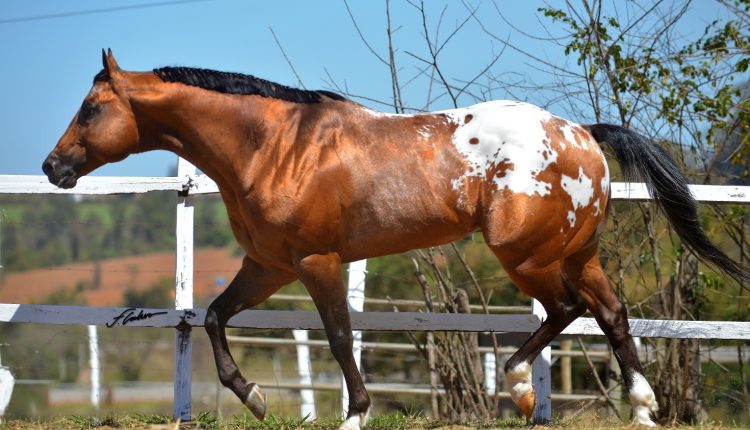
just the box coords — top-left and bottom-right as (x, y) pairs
(268, 26), (306, 89)
(343, 0), (389, 66)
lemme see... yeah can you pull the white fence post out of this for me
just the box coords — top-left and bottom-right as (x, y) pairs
(87, 325), (100, 415)
(342, 259), (366, 417)
(293, 329), (316, 419)
(173, 157), (195, 421)
(483, 350), (497, 394)
(531, 299), (552, 423)
(0, 366), (13, 418)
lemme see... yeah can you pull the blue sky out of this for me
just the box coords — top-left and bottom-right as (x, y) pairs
(0, 1), (727, 177)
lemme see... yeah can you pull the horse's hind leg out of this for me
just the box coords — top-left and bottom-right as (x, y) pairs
(564, 245), (658, 427)
(204, 257), (294, 420)
(498, 262), (587, 420)
(295, 252), (370, 430)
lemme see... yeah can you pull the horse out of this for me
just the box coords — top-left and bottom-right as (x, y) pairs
(43, 50), (749, 429)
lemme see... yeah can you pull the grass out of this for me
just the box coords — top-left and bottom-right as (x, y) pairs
(0, 412), (748, 430)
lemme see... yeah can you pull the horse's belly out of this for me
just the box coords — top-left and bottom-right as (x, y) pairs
(339, 201), (478, 262)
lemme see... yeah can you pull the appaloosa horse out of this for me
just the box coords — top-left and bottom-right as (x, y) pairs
(44, 51), (749, 428)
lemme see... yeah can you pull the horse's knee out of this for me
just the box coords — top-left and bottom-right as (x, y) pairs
(204, 306), (219, 332)
(204, 305), (229, 341)
(327, 328), (353, 357)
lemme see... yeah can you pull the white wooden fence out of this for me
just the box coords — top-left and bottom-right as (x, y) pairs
(0, 158), (749, 423)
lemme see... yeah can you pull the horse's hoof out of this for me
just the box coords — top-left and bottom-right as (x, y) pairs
(632, 404), (658, 427)
(516, 391), (536, 419)
(632, 416), (657, 427)
(244, 383), (266, 420)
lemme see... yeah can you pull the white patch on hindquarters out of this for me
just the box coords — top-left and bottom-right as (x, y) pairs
(445, 100), (558, 197)
(559, 123), (573, 150)
(559, 121), (589, 150)
(566, 211), (576, 227)
(560, 166), (594, 226)
(505, 361), (534, 403)
(417, 124), (433, 140)
(561, 167), (594, 210)
(629, 372), (658, 427)
(339, 408), (370, 430)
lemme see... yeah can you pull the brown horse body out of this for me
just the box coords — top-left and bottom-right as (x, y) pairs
(44, 51), (750, 428)
(138, 96), (608, 273)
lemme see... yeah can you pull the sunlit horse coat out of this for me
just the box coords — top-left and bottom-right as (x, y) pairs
(43, 51), (749, 428)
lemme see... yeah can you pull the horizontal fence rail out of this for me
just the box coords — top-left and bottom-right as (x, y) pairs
(1, 304), (750, 340)
(225, 380), (601, 402)
(268, 293), (532, 313)
(39, 380), (601, 404)
(225, 336), (750, 363)
(0, 175), (187, 194)
(225, 335), (612, 358)
(2, 174), (749, 202)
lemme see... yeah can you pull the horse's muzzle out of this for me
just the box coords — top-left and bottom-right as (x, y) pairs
(42, 155), (78, 189)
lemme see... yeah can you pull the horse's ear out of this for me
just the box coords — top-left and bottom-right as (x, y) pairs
(103, 48), (122, 77)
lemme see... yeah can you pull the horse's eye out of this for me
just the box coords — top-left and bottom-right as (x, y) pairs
(77, 103), (99, 125)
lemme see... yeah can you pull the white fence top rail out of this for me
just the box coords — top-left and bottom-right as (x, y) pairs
(0, 175), (186, 194)
(1, 174), (749, 203)
(611, 182), (749, 203)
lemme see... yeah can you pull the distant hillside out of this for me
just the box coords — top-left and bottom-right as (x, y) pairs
(0, 247), (242, 307)
(0, 192), (233, 273)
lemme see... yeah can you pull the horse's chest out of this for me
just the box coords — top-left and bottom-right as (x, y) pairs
(219, 190), (288, 259)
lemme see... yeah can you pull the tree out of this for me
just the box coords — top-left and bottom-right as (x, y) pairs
(535, 1), (749, 423)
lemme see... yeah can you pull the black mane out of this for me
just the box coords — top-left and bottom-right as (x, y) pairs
(93, 69), (108, 83)
(152, 66), (346, 104)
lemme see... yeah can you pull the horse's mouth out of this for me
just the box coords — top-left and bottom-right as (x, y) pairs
(43, 155), (79, 189)
(56, 175), (78, 189)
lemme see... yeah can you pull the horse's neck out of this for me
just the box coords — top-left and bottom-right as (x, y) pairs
(140, 91), (289, 187)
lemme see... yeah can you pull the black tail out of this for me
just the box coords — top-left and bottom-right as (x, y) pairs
(589, 123), (750, 286)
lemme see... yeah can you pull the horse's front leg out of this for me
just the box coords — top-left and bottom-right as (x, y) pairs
(204, 257), (294, 420)
(295, 252), (371, 430)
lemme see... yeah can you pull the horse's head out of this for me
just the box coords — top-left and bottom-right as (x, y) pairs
(43, 49), (139, 188)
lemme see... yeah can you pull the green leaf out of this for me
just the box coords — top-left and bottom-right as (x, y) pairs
(737, 57), (750, 73)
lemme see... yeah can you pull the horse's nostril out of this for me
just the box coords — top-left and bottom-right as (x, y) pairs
(42, 158), (56, 176)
